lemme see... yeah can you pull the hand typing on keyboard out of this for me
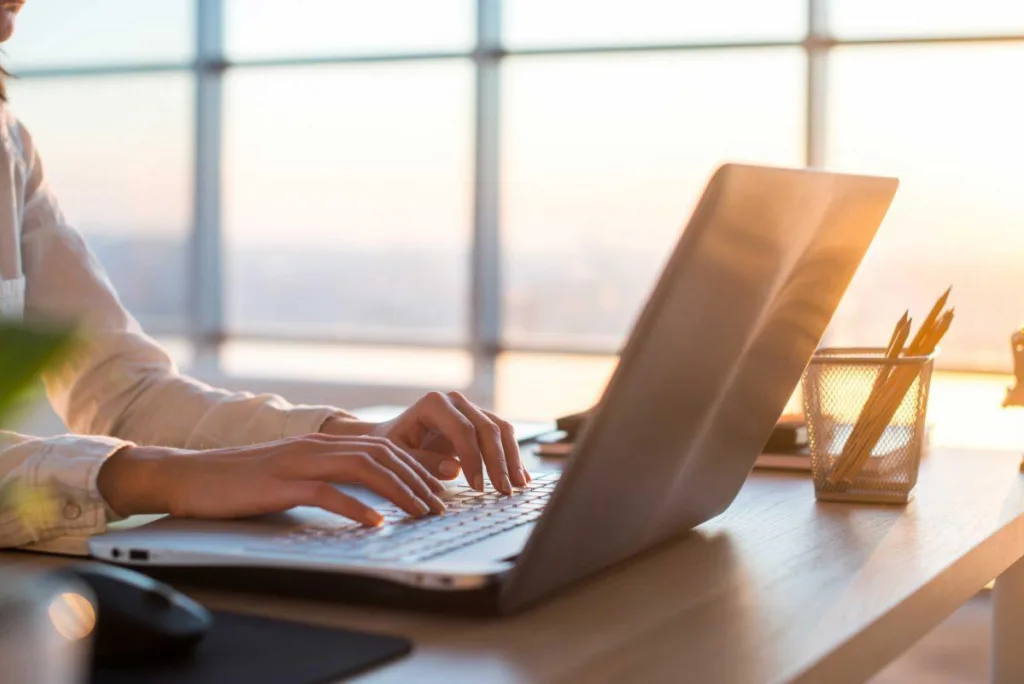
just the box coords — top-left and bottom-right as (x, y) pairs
(322, 391), (531, 495)
(99, 434), (450, 528)
(98, 391), (531, 530)
(247, 473), (561, 564)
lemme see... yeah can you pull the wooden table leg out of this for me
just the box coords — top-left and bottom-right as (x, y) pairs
(993, 555), (1024, 683)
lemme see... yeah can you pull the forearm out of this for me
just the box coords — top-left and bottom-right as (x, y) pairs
(46, 333), (353, 450)
(320, 416), (376, 438)
(94, 445), (178, 518)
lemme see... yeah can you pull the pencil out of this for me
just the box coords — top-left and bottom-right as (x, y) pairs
(909, 287), (951, 352)
(826, 314), (912, 485)
(832, 306), (953, 485)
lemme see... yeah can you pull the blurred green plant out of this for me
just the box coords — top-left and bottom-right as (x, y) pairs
(0, 321), (76, 531)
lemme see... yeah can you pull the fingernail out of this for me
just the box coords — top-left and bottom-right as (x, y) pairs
(414, 499), (431, 516)
(503, 476), (513, 495)
(510, 468), (526, 487)
(523, 468), (532, 483)
(429, 495), (447, 514)
(365, 511), (384, 527)
(439, 459), (461, 477)
(473, 474), (484, 492)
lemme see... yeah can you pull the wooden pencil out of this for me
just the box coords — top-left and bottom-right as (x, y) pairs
(832, 305), (953, 485)
(826, 314), (912, 485)
(909, 287), (951, 351)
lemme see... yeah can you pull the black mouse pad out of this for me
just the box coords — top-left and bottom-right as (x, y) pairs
(91, 610), (412, 684)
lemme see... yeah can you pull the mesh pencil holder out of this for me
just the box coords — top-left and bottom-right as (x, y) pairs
(802, 347), (935, 504)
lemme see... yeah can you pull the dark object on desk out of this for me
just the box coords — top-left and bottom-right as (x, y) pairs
(59, 562), (212, 668)
(92, 609), (411, 684)
(555, 408), (594, 441)
(763, 417), (808, 453)
(550, 409), (807, 457)
(1005, 327), (1024, 407)
(754, 448), (811, 471)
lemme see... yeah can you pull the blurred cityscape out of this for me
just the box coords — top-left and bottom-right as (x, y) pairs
(90, 234), (1022, 373)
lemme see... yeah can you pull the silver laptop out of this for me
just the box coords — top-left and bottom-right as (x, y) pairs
(90, 164), (898, 614)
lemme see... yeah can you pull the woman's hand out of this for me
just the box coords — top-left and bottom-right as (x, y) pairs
(323, 391), (529, 494)
(96, 434), (447, 526)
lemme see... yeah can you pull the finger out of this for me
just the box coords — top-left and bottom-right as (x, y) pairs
(283, 480), (384, 527)
(391, 447), (450, 496)
(447, 392), (512, 495)
(290, 451), (432, 518)
(317, 436), (447, 497)
(345, 454), (434, 518)
(416, 392), (488, 492)
(409, 449), (463, 480)
(361, 440), (446, 514)
(373, 439), (447, 495)
(483, 410), (529, 486)
(277, 436), (443, 509)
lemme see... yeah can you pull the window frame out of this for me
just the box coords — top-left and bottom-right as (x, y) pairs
(12, 0), (1024, 406)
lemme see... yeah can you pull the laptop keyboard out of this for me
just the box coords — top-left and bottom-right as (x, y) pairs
(246, 472), (560, 564)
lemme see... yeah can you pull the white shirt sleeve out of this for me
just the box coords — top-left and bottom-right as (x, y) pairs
(0, 432), (129, 549)
(0, 118), (353, 549)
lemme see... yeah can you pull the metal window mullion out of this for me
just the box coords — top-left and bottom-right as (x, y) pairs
(808, 0), (836, 352)
(806, 0), (829, 168)
(470, 0), (503, 406)
(190, 0), (225, 369)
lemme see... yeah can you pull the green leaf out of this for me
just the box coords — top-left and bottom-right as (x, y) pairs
(0, 321), (75, 425)
(0, 320), (76, 514)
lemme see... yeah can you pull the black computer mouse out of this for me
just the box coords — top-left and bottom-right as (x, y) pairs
(59, 563), (213, 668)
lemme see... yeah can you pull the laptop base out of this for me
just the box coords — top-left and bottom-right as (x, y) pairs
(127, 563), (506, 617)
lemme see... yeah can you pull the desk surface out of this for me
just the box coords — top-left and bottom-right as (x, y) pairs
(6, 447), (1024, 684)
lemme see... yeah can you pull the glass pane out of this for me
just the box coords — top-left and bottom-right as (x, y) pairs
(496, 352), (618, 420)
(830, 0), (1024, 39)
(504, 0), (806, 48)
(224, 62), (473, 343)
(8, 74), (194, 328)
(6, 0), (194, 69)
(222, 342), (472, 386)
(225, 0), (474, 59)
(502, 50), (806, 348)
(826, 45), (1024, 371)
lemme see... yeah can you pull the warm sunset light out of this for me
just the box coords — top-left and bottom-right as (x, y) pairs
(2, 0), (1021, 399)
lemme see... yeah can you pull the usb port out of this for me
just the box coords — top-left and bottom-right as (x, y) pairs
(128, 549), (149, 562)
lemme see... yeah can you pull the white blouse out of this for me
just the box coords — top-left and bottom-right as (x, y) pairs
(0, 106), (349, 550)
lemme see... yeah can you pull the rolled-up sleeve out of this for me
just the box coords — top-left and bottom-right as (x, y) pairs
(0, 432), (130, 548)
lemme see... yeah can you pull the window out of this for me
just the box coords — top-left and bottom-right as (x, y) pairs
(502, 49), (805, 348)
(829, 0), (1024, 39)
(223, 61), (474, 344)
(825, 44), (1024, 371)
(5, 0), (194, 69)
(503, 0), (806, 47)
(5, 0), (1022, 413)
(225, 0), (474, 59)
(8, 74), (194, 331)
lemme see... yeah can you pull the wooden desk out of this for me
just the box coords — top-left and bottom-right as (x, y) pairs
(5, 447), (1024, 683)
